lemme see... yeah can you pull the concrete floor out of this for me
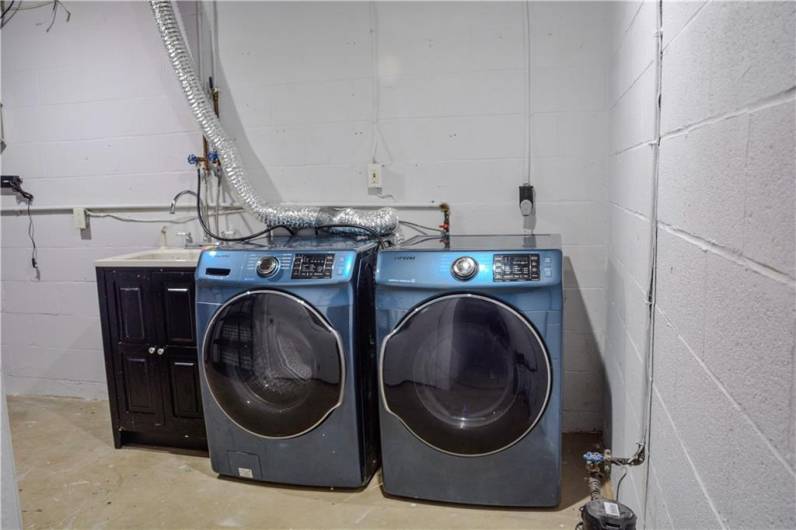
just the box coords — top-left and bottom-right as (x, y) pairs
(8, 396), (605, 529)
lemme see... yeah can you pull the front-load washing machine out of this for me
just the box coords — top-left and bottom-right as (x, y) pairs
(375, 234), (562, 507)
(195, 236), (380, 488)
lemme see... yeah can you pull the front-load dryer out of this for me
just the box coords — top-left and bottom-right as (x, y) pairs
(195, 236), (380, 488)
(375, 234), (562, 507)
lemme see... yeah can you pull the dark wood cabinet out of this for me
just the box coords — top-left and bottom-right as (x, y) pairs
(97, 267), (207, 450)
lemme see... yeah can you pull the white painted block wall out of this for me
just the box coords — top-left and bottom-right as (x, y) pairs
(1, 2), (202, 399)
(605, 1), (796, 527)
(1, 2), (612, 432)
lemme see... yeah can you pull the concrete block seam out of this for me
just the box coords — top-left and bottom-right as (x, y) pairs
(660, 0), (710, 54)
(658, 223), (796, 284)
(660, 87), (796, 141)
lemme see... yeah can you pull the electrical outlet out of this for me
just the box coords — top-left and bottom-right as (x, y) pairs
(367, 163), (382, 189)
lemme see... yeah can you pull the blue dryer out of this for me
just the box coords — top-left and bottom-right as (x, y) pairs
(375, 234), (562, 507)
(195, 236), (379, 488)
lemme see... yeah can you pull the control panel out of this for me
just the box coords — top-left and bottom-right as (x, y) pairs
(291, 253), (335, 280)
(493, 254), (540, 282)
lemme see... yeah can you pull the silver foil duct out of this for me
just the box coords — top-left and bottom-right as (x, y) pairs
(149, 0), (399, 236)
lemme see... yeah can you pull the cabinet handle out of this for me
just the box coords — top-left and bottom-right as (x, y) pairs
(148, 346), (156, 354)
(167, 288), (189, 293)
(156, 347), (165, 355)
(174, 362), (195, 367)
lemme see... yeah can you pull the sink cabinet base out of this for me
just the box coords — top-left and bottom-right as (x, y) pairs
(96, 266), (207, 451)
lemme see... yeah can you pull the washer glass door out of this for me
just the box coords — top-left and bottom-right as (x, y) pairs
(204, 290), (344, 438)
(380, 294), (551, 456)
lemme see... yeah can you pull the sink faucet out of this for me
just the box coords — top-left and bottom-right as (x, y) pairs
(176, 231), (196, 248)
(169, 189), (199, 214)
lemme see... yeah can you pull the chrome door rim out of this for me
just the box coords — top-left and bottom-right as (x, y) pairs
(378, 292), (552, 457)
(202, 289), (346, 440)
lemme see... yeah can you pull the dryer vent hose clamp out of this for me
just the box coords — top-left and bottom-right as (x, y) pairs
(149, 0), (399, 236)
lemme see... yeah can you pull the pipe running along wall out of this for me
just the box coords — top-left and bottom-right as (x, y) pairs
(149, 0), (399, 236)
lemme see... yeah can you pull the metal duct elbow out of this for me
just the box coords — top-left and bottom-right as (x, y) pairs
(149, 0), (398, 236)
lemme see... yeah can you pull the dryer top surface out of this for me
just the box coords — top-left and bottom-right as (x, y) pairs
(219, 235), (378, 252)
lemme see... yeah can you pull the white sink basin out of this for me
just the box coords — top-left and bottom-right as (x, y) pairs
(95, 248), (206, 268)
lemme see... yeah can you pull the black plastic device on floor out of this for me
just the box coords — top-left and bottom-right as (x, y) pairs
(580, 499), (637, 530)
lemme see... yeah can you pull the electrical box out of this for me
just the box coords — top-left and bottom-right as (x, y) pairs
(1, 175), (23, 189)
(367, 163), (382, 189)
(73, 207), (87, 230)
(519, 184), (534, 216)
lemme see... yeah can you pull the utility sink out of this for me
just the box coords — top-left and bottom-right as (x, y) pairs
(95, 247), (206, 268)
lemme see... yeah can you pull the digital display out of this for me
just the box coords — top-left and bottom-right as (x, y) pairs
(493, 254), (540, 281)
(291, 253), (335, 280)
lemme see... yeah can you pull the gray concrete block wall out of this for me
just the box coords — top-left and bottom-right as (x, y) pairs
(0, 2), (614, 432)
(605, 0), (795, 526)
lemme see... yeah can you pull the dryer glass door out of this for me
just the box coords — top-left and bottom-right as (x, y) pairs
(203, 290), (344, 438)
(380, 294), (551, 456)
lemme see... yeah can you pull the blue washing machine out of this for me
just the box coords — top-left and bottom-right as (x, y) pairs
(195, 236), (380, 488)
(375, 234), (562, 507)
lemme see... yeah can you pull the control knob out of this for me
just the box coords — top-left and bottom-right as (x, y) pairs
(256, 256), (279, 277)
(451, 256), (478, 281)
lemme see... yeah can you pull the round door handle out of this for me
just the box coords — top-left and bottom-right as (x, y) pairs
(156, 348), (165, 355)
(148, 347), (156, 354)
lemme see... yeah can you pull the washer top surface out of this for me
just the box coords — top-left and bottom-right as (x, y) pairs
(387, 234), (561, 252)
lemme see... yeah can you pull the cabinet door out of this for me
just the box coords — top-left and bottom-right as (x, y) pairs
(166, 355), (202, 419)
(106, 271), (165, 430)
(151, 271), (196, 347)
(151, 271), (206, 437)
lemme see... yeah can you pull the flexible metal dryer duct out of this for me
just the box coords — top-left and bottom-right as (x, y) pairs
(149, 0), (398, 235)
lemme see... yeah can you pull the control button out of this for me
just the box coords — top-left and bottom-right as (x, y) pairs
(256, 256), (279, 277)
(451, 256), (478, 281)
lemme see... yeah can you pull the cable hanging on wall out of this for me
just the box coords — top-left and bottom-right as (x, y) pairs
(368, 0), (392, 167)
(1, 176), (39, 272)
(519, 0), (536, 232)
(0, 0), (71, 30)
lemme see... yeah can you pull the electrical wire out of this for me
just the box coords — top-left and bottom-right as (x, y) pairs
(368, 0), (380, 164)
(399, 222), (431, 236)
(399, 220), (445, 236)
(640, 1), (664, 523)
(0, 0), (18, 27)
(1, 0), (70, 29)
(523, 0), (533, 185)
(367, 1), (393, 167)
(314, 223), (385, 249)
(85, 211), (201, 224)
(1, 0), (15, 19)
(26, 198), (38, 270)
(7, 179), (38, 270)
(44, 0), (69, 31)
(0, 102), (6, 153)
(614, 467), (628, 502)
